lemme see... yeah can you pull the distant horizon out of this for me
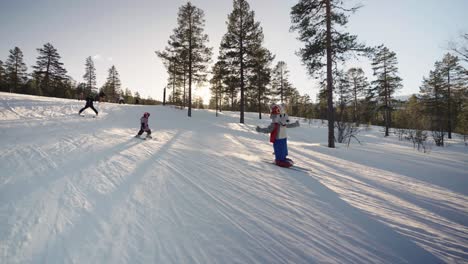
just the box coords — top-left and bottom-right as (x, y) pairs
(1, 0), (467, 103)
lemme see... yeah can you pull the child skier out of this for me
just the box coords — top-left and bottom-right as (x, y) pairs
(78, 94), (98, 116)
(135, 112), (152, 139)
(256, 104), (299, 168)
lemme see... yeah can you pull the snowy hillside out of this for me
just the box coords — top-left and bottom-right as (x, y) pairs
(1, 92), (467, 264)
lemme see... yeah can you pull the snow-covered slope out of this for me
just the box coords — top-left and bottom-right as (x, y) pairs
(1, 92), (467, 264)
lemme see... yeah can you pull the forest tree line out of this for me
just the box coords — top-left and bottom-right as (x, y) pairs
(157, 0), (467, 147)
(0, 44), (160, 105)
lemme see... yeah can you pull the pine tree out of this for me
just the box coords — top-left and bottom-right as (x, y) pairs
(217, 53), (240, 110)
(33, 43), (68, 97)
(371, 45), (402, 136)
(439, 53), (465, 139)
(455, 102), (468, 145)
(156, 51), (177, 105)
(210, 61), (226, 116)
(159, 2), (212, 116)
(286, 88), (301, 115)
(335, 70), (352, 117)
(291, 0), (367, 148)
(83, 56), (97, 94)
(420, 62), (447, 146)
(157, 34), (186, 106)
(317, 84), (329, 120)
(271, 61), (294, 104)
(220, 0), (263, 123)
(102, 65), (121, 102)
(124, 88), (133, 104)
(249, 47), (274, 119)
(4, 47), (28, 93)
(335, 69), (356, 143)
(346, 67), (368, 122)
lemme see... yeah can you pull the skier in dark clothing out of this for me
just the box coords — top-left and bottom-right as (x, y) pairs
(78, 95), (98, 116)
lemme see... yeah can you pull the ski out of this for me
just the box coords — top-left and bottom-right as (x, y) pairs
(261, 159), (311, 172)
(79, 114), (97, 118)
(134, 136), (153, 140)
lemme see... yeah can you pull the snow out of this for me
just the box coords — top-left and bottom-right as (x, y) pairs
(0, 92), (467, 264)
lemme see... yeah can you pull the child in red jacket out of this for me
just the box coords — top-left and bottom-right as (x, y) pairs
(256, 104), (299, 167)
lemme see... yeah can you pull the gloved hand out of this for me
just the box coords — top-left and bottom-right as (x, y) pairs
(256, 126), (261, 132)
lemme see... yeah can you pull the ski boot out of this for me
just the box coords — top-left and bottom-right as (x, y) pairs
(275, 159), (293, 168)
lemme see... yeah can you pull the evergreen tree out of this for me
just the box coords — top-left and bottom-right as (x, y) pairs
(124, 88), (133, 104)
(420, 62), (447, 146)
(286, 88), (301, 115)
(291, 0), (367, 148)
(75, 82), (86, 99)
(33, 43), (68, 97)
(403, 95), (427, 130)
(346, 67), (368, 122)
(455, 102), (468, 145)
(334, 70), (356, 143)
(371, 45), (402, 136)
(217, 53), (240, 110)
(271, 61), (294, 104)
(317, 83), (329, 120)
(83, 56), (97, 94)
(157, 35), (186, 106)
(439, 53), (466, 138)
(134, 91), (141, 104)
(4, 47), (28, 93)
(249, 47), (274, 119)
(335, 70), (352, 117)
(159, 2), (212, 116)
(210, 61), (226, 116)
(220, 0), (263, 123)
(102, 65), (121, 102)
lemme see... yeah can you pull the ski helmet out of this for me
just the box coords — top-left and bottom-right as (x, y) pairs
(271, 105), (281, 115)
(143, 112), (150, 118)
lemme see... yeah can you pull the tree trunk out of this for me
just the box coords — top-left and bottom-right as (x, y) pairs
(447, 69), (452, 139)
(239, 1), (245, 124)
(383, 62), (389, 137)
(172, 58), (176, 104)
(13, 61), (18, 93)
(183, 65), (187, 109)
(188, 11), (193, 117)
(258, 81), (262, 120)
(280, 68), (284, 104)
(215, 84), (219, 117)
(45, 57), (51, 95)
(326, 0), (335, 148)
(353, 79), (358, 122)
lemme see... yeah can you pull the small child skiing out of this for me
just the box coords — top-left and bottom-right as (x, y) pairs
(78, 94), (98, 116)
(135, 112), (152, 139)
(256, 104), (299, 168)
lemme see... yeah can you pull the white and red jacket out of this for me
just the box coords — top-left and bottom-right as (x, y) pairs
(257, 114), (299, 143)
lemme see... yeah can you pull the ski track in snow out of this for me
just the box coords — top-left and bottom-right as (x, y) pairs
(0, 92), (467, 264)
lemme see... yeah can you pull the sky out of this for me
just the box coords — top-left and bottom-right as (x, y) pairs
(0, 0), (467, 103)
